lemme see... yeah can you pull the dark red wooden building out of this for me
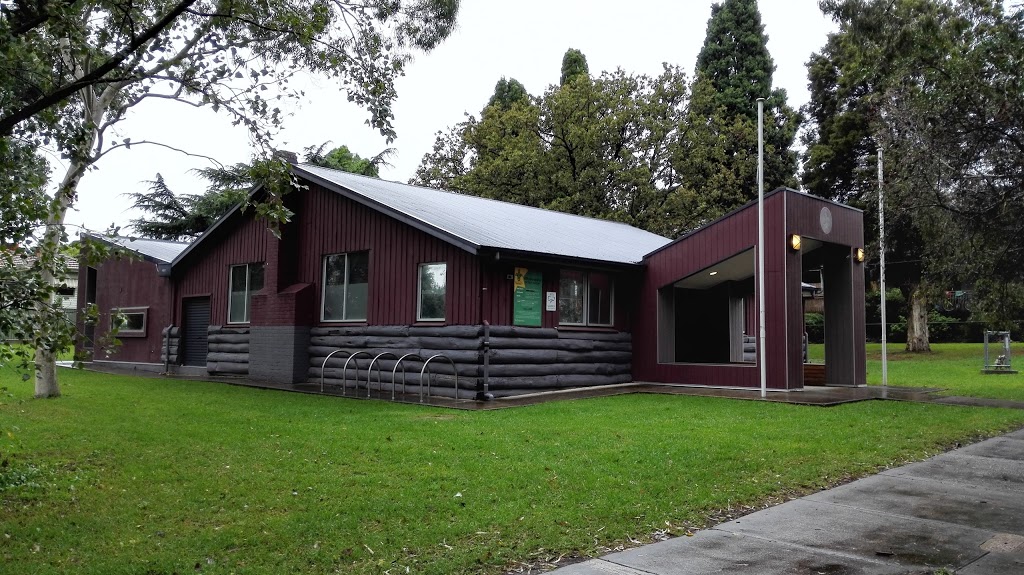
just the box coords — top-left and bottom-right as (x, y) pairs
(78, 165), (866, 396)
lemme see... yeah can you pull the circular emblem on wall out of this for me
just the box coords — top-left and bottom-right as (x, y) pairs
(819, 206), (833, 235)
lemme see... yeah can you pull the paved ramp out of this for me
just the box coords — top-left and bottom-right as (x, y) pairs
(553, 428), (1024, 574)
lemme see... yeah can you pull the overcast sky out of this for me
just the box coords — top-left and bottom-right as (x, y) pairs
(58, 0), (837, 235)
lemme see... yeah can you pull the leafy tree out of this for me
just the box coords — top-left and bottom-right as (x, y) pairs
(559, 48), (589, 86)
(687, 0), (799, 213)
(877, 1), (1024, 330)
(1, 0), (461, 397)
(540, 66), (689, 233)
(413, 60), (690, 235)
(803, 0), (1023, 350)
(303, 143), (395, 177)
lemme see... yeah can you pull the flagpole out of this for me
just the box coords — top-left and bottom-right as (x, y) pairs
(878, 146), (888, 390)
(757, 98), (767, 399)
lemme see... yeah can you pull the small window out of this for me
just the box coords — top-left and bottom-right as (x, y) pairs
(112, 307), (147, 336)
(228, 263), (265, 324)
(417, 262), (447, 321)
(322, 252), (369, 322)
(559, 270), (613, 327)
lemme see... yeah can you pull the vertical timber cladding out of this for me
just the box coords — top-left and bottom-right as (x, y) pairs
(786, 193), (867, 387)
(173, 209), (273, 374)
(635, 191), (794, 389)
(174, 213), (273, 326)
(89, 256), (176, 364)
(293, 183), (480, 325)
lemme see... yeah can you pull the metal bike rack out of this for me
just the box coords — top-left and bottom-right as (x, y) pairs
(419, 354), (459, 403)
(391, 353), (425, 400)
(320, 349), (352, 393)
(366, 352), (399, 398)
(341, 351), (373, 396)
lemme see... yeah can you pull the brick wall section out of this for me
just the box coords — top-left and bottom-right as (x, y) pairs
(250, 326), (311, 383)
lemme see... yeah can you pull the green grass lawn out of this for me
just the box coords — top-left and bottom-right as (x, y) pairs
(808, 342), (1024, 401)
(2, 368), (1023, 574)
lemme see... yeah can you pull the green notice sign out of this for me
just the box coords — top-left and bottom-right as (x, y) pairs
(513, 267), (542, 327)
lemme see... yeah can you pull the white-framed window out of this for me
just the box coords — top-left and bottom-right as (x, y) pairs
(322, 251), (369, 322)
(417, 262), (447, 321)
(558, 270), (614, 327)
(112, 307), (148, 336)
(228, 263), (265, 324)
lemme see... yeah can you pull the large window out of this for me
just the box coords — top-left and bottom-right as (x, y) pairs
(112, 307), (147, 337)
(228, 263), (265, 324)
(559, 270), (613, 326)
(322, 252), (369, 322)
(417, 262), (447, 321)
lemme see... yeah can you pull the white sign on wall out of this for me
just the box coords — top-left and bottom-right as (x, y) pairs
(545, 291), (557, 312)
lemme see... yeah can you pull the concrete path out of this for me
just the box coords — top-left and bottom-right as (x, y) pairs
(551, 428), (1024, 575)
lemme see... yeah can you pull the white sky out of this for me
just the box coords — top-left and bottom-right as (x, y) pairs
(59, 0), (836, 234)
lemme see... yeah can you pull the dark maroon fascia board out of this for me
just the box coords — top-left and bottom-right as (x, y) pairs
(477, 248), (644, 272)
(292, 166), (482, 257)
(642, 187), (864, 261)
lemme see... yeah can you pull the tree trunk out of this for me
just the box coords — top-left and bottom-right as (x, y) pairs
(905, 285), (931, 352)
(34, 348), (60, 398)
(32, 82), (114, 398)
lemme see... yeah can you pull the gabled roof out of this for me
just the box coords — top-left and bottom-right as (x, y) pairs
(294, 164), (672, 265)
(89, 235), (190, 264)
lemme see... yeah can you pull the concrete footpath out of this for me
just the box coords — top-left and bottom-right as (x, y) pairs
(552, 428), (1024, 575)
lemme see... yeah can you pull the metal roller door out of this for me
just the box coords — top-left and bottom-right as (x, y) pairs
(182, 297), (210, 367)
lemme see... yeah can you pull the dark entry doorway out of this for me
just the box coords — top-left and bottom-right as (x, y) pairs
(182, 297), (210, 367)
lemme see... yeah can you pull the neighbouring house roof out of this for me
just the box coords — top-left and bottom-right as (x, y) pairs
(294, 164), (673, 265)
(9, 251), (79, 273)
(91, 235), (190, 264)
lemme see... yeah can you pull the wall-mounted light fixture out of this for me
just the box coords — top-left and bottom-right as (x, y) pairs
(855, 247), (865, 263)
(789, 234), (802, 251)
(709, 271), (719, 276)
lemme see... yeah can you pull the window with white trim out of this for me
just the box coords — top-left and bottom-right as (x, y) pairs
(112, 307), (148, 336)
(558, 270), (613, 326)
(322, 252), (369, 322)
(417, 262), (447, 321)
(228, 263), (265, 324)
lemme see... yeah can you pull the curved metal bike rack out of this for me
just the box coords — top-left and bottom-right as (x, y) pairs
(391, 353), (425, 400)
(419, 354), (459, 403)
(341, 351), (373, 396)
(320, 349), (352, 393)
(366, 352), (399, 398)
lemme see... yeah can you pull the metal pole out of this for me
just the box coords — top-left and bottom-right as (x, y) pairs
(757, 98), (767, 399)
(878, 146), (888, 388)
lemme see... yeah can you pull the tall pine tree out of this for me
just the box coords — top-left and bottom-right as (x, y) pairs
(560, 48), (590, 86)
(683, 0), (798, 218)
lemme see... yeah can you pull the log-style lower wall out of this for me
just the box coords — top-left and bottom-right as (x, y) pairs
(160, 326), (180, 365)
(307, 325), (632, 398)
(207, 326), (250, 375)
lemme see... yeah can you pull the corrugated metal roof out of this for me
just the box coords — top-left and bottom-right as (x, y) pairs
(103, 236), (190, 263)
(295, 165), (672, 265)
